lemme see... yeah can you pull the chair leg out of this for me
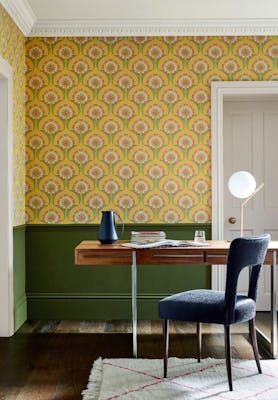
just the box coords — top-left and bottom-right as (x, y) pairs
(249, 318), (262, 374)
(224, 325), (233, 391)
(163, 319), (169, 378)
(197, 322), (202, 362)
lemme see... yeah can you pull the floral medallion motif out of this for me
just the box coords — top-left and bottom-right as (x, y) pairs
(25, 36), (278, 223)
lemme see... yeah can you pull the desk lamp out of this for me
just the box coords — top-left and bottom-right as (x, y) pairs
(228, 171), (264, 237)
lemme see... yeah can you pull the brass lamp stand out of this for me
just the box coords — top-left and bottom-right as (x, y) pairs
(239, 183), (264, 237)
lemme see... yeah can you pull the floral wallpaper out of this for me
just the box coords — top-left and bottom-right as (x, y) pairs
(25, 36), (278, 224)
(0, 5), (25, 226)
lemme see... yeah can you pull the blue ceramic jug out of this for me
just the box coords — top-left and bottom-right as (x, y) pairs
(98, 210), (124, 244)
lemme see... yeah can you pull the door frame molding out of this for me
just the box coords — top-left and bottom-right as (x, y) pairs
(0, 56), (14, 336)
(211, 81), (278, 291)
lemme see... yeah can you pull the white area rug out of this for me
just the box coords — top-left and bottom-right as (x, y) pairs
(82, 357), (278, 400)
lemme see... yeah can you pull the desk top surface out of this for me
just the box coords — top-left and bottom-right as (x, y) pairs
(75, 240), (278, 265)
(75, 240), (278, 251)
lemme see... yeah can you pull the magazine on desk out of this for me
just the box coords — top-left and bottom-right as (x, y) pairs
(130, 231), (166, 244)
(121, 239), (210, 249)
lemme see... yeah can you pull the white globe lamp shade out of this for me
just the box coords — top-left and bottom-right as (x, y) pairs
(228, 171), (256, 199)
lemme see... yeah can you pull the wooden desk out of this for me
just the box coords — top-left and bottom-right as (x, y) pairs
(75, 240), (278, 358)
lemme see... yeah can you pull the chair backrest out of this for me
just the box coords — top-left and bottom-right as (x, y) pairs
(224, 234), (270, 324)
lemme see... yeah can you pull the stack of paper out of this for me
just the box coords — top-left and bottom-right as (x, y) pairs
(122, 239), (210, 249)
(131, 231), (166, 244)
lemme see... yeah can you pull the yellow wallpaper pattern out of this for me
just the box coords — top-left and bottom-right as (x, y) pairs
(0, 6), (25, 226)
(25, 36), (278, 224)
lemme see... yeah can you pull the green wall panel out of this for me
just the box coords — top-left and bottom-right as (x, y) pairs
(26, 224), (211, 320)
(13, 225), (26, 331)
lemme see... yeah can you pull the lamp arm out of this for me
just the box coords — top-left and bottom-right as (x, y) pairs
(242, 183), (264, 207)
(240, 183), (264, 237)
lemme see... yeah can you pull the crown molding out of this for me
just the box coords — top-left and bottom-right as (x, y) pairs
(1, 0), (36, 35)
(29, 17), (278, 37)
(2, 1), (278, 38)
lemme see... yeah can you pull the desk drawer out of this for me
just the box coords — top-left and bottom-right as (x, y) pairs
(137, 249), (204, 265)
(205, 251), (228, 264)
(75, 250), (132, 265)
(264, 250), (278, 265)
(206, 250), (277, 265)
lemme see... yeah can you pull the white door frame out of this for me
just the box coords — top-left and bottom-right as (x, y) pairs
(211, 81), (278, 291)
(0, 56), (14, 336)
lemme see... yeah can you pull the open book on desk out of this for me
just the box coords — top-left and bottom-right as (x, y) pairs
(121, 239), (210, 249)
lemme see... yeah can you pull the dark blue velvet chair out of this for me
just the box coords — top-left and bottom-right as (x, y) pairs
(159, 234), (270, 391)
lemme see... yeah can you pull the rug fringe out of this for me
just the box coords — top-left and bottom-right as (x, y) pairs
(82, 357), (103, 400)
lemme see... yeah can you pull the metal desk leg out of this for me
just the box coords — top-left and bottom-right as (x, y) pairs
(256, 250), (277, 358)
(271, 251), (277, 358)
(132, 251), (137, 358)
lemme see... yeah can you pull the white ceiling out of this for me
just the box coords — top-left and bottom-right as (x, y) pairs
(3, 0), (278, 36)
(27, 0), (278, 20)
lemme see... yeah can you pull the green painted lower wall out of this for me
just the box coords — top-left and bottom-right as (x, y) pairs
(26, 224), (211, 320)
(13, 225), (26, 331)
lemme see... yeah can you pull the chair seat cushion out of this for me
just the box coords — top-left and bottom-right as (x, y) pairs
(158, 289), (256, 325)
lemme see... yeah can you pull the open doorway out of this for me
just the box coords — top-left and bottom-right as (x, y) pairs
(211, 81), (278, 294)
(0, 56), (14, 336)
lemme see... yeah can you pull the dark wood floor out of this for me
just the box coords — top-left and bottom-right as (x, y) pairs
(0, 317), (272, 400)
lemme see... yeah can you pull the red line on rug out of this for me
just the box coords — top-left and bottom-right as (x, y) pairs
(103, 361), (161, 379)
(167, 361), (226, 381)
(103, 380), (164, 400)
(102, 360), (236, 400)
(233, 363), (278, 379)
(168, 379), (237, 400)
(99, 360), (278, 400)
(241, 382), (278, 399)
